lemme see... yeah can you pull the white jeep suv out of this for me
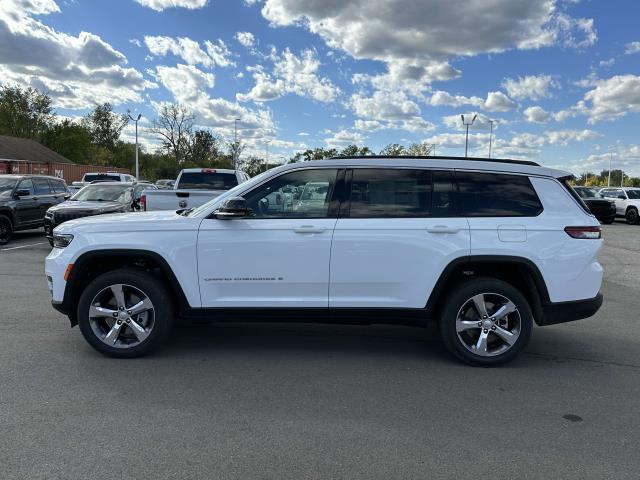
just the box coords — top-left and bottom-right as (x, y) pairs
(45, 157), (604, 366)
(598, 187), (640, 224)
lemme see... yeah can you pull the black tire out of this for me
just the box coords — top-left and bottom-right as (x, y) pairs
(439, 277), (533, 367)
(0, 214), (13, 245)
(626, 207), (639, 225)
(77, 268), (175, 358)
(602, 217), (615, 225)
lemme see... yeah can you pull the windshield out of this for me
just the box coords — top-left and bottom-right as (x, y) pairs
(84, 174), (121, 183)
(189, 169), (274, 217)
(0, 177), (17, 194)
(626, 189), (640, 199)
(178, 172), (238, 190)
(71, 184), (132, 202)
(575, 187), (599, 198)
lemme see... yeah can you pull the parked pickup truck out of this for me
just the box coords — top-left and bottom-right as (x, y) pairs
(141, 168), (248, 211)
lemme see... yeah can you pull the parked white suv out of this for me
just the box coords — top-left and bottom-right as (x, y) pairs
(45, 157), (604, 366)
(598, 187), (640, 224)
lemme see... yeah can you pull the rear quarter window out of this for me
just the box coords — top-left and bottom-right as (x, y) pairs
(456, 171), (543, 217)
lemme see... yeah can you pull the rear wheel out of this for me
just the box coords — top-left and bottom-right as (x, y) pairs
(626, 208), (639, 225)
(602, 217), (615, 225)
(0, 215), (12, 245)
(439, 277), (533, 366)
(77, 269), (174, 358)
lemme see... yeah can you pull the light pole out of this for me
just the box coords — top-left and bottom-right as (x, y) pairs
(264, 140), (270, 172)
(233, 118), (241, 169)
(461, 114), (477, 158)
(488, 119), (495, 159)
(128, 113), (142, 178)
(608, 147), (614, 187)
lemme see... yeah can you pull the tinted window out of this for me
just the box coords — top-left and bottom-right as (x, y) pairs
(17, 179), (34, 195)
(50, 179), (68, 194)
(33, 177), (52, 195)
(0, 177), (17, 194)
(432, 170), (456, 216)
(178, 172), (238, 190)
(456, 172), (542, 217)
(348, 169), (432, 218)
(243, 169), (338, 218)
(627, 190), (640, 199)
(84, 174), (122, 183)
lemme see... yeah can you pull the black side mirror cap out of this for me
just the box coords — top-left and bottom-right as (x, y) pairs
(214, 196), (248, 219)
(14, 189), (31, 198)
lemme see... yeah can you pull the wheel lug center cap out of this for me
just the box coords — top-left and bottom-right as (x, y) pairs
(118, 311), (128, 319)
(482, 319), (493, 329)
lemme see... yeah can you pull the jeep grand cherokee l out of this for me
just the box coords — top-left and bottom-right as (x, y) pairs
(45, 156), (603, 366)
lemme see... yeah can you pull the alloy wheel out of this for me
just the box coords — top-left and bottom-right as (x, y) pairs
(455, 292), (522, 357)
(88, 284), (155, 349)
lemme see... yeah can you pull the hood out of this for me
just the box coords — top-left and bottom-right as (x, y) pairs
(54, 210), (199, 234)
(48, 200), (125, 213)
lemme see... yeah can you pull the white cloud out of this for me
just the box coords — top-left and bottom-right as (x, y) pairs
(238, 49), (340, 103)
(262, 0), (596, 84)
(134, 0), (208, 12)
(483, 91), (518, 112)
(428, 91), (484, 108)
(154, 64), (214, 101)
(354, 119), (386, 132)
(0, 0), (151, 108)
(523, 106), (551, 123)
(578, 75), (640, 123)
(324, 129), (364, 148)
(144, 36), (234, 67)
(545, 129), (600, 146)
(502, 75), (558, 100)
(599, 58), (615, 68)
(235, 31), (255, 48)
(625, 41), (640, 54)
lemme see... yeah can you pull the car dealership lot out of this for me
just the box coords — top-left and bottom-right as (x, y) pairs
(1, 225), (639, 479)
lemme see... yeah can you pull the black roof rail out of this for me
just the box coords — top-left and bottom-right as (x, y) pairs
(328, 155), (540, 167)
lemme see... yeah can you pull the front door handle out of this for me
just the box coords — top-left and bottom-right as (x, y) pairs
(427, 225), (461, 234)
(294, 225), (326, 234)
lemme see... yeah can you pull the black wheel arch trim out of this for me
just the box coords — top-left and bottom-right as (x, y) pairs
(59, 249), (190, 326)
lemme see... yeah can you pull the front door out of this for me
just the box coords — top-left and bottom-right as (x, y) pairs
(197, 168), (342, 308)
(13, 179), (40, 226)
(329, 169), (470, 309)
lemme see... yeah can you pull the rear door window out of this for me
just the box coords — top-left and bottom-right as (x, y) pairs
(178, 172), (239, 190)
(33, 178), (52, 195)
(456, 171), (543, 217)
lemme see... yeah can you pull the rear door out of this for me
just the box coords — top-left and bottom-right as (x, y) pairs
(32, 177), (56, 218)
(329, 168), (470, 308)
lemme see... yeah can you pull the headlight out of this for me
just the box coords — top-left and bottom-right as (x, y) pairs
(53, 234), (74, 248)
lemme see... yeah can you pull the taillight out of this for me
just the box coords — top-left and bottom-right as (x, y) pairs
(564, 226), (601, 239)
(140, 194), (146, 211)
(202, 168), (217, 173)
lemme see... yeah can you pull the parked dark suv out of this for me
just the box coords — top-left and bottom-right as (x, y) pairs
(0, 174), (70, 245)
(44, 182), (154, 245)
(574, 186), (616, 224)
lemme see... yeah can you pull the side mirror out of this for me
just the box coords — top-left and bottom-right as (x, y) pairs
(14, 189), (31, 198)
(63, 194), (71, 200)
(618, 195), (626, 200)
(214, 197), (248, 219)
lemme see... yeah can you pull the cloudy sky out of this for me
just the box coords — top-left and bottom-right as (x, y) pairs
(1, 0), (640, 174)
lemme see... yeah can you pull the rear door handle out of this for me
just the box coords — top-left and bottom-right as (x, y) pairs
(427, 225), (460, 234)
(294, 225), (326, 234)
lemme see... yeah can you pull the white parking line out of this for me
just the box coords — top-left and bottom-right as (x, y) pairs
(1, 242), (48, 251)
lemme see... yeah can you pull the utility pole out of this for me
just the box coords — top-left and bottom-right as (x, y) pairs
(608, 148), (613, 187)
(488, 120), (495, 159)
(264, 141), (270, 172)
(233, 118), (241, 170)
(128, 113), (142, 179)
(461, 114), (477, 158)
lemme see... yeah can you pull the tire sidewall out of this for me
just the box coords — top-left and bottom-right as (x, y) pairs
(626, 208), (638, 225)
(77, 269), (174, 358)
(0, 215), (12, 245)
(439, 277), (533, 366)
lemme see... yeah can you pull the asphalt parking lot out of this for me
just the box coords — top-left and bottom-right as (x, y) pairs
(1, 224), (639, 480)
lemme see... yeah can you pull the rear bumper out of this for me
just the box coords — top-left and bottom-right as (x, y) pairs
(539, 292), (603, 326)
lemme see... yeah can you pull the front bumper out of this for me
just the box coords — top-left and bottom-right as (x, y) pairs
(539, 292), (603, 326)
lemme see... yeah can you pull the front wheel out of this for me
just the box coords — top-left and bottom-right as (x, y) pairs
(439, 278), (533, 366)
(0, 215), (13, 245)
(626, 208), (639, 225)
(77, 269), (174, 358)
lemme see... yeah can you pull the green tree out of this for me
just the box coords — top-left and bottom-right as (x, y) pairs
(82, 103), (129, 152)
(0, 85), (54, 140)
(338, 144), (373, 157)
(188, 130), (223, 167)
(150, 103), (194, 171)
(406, 142), (434, 156)
(379, 143), (406, 156)
(42, 120), (92, 164)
